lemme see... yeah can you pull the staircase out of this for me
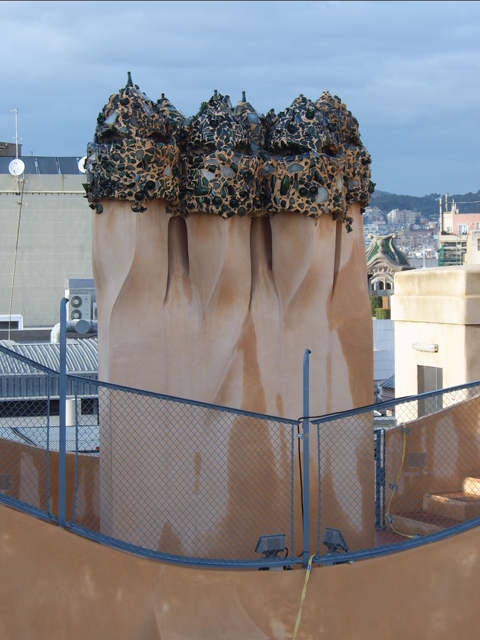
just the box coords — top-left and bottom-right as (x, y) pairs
(390, 477), (480, 536)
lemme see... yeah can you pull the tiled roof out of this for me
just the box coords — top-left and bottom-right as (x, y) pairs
(380, 374), (395, 389)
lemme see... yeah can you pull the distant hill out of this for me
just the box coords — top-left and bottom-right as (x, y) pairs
(369, 189), (480, 220)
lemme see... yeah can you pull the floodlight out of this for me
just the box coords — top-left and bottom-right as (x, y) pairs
(322, 528), (349, 554)
(255, 533), (286, 558)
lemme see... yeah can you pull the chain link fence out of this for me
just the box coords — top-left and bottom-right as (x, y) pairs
(0, 346), (57, 518)
(313, 381), (480, 561)
(68, 375), (296, 565)
(3, 343), (480, 566)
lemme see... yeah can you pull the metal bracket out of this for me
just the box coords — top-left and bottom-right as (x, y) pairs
(389, 483), (398, 490)
(297, 433), (308, 440)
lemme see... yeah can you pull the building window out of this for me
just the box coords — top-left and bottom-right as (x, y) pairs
(447, 226), (452, 232)
(459, 224), (468, 235)
(418, 365), (443, 416)
(477, 238), (480, 251)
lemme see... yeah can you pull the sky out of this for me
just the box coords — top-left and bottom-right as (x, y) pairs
(0, 0), (479, 197)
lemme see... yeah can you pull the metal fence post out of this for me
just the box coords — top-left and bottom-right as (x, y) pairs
(375, 428), (386, 529)
(302, 348), (311, 568)
(58, 297), (68, 527)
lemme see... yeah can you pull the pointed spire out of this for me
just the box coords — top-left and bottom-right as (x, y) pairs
(242, 91), (246, 102)
(94, 75), (167, 143)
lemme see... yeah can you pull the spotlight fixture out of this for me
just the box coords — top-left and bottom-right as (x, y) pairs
(322, 527), (349, 554)
(255, 533), (286, 559)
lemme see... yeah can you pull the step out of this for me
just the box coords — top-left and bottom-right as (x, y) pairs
(423, 492), (480, 522)
(388, 511), (460, 537)
(462, 477), (480, 497)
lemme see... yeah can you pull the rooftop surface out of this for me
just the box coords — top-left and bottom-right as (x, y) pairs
(0, 156), (84, 175)
(0, 339), (98, 375)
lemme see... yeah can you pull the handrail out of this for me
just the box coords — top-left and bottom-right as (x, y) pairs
(307, 378), (480, 425)
(0, 343), (58, 375)
(4, 339), (480, 427)
(0, 343), (297, 425)
(3, 342), (480, 568)
(68, 373), (299, 425)
(313, 514), (480, 565)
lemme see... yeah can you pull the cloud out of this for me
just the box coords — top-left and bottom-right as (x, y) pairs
(0, 0), (479, 195)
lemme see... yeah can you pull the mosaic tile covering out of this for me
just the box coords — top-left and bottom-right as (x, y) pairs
(85, 75), (373, 229)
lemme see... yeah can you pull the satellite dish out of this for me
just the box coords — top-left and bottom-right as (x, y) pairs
(9, 158), (24, 176)
(78, 156), (87, 174)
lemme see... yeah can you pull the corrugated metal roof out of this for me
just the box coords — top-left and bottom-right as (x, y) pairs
(0, 339), (97, 375)
(380, 374), (395, 389)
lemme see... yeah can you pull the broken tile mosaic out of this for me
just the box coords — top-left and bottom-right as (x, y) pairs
(85, 74), (373, 230)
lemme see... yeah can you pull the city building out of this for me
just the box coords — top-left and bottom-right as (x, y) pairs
(392, 263), (480, 403)
(386, 208), (418, 226)
(438, 194), (480, 266)
(440, 196), (480, 235)
(377, 373), (394, 402)
(0, 148), (92, 330)
(366, 233), (414, 293)
(366, 234), (413, 397)
(363, 206), (386, 225)
(373, 317), (395, 392)
(466, 229), (480, 264)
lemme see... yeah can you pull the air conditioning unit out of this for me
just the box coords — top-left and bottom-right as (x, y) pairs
(92, 302), (98, 321)
(69, 294), (92, 321)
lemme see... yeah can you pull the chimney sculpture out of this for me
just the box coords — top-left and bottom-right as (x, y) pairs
(85, 76), (374, 557)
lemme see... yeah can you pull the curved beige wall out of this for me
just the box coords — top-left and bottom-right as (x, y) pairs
(93, 201), (372, 417)
(2, 503), (480, 639)
(0, 437), (98, 526)
(92, 201), (374, 556)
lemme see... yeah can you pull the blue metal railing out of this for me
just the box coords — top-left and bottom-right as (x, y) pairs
(1, 334), (480, 567)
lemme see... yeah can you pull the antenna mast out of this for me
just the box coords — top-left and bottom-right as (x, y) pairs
(7, 108), (25, 338)
(9, 108), (20, 159)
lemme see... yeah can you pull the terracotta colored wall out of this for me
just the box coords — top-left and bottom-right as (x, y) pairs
(385, 394), (480, 515)
(2, 502), (480, 639)
(93, 202), (374, 556)
(0, 437), (99, 527)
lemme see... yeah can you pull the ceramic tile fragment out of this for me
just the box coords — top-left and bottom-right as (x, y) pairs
(85, 75), (373, 231)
